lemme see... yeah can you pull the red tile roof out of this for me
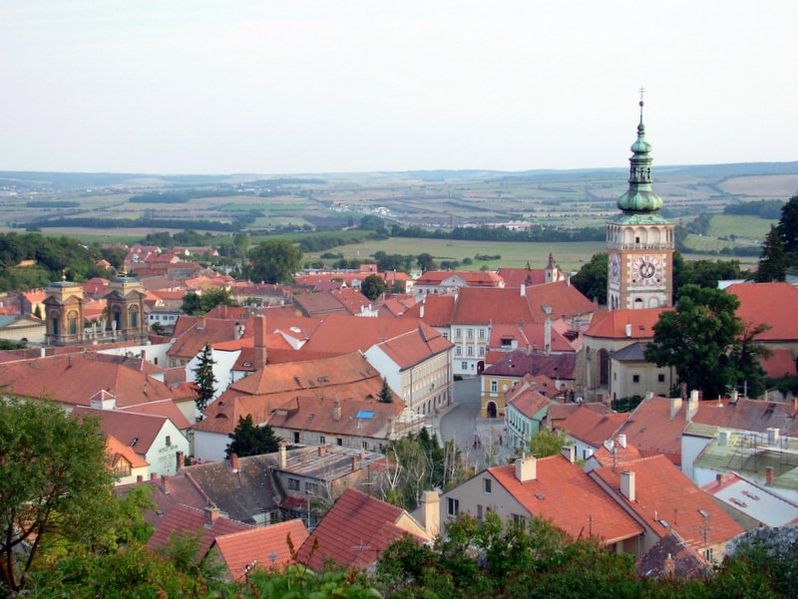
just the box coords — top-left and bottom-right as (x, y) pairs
(553, 406), (628, 449)
(615, 395), (685, 465)
(585, 308), (665, 339)
(590, 440), (644, 469)
(213, 520), (308, 579)
(296, 489), (425, 571)
(371, 324), (451, 369)
(692, 397), (798, 436)
(505, 382), (551, 419)
(452, 287), (537, 325)
(762, 348), (798, 378)
(497, 267), (547, 287)
(146, 504), (251, 558)
(416, 270), (504, 286)
(525, 280), (595, 320)
(489, 456), (643, 544)
(106, 433), (148, 469)
(75, 406), (174, 455)
(727, 282), (798, 341)
(401, 294), (456, 327)
(591, 455), (744, 549)
(482, 350), (577, 380)
(297, 313), (427, 357)
(489, 322), (576, 354)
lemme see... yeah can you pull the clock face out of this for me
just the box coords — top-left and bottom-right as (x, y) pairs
(609, 254), (620, 285)
(631, 255), (663, 286)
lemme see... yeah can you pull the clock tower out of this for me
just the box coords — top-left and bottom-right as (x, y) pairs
(607, 100), (674, 310)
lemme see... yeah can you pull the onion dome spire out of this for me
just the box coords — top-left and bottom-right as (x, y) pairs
(617, 97), (663, 213)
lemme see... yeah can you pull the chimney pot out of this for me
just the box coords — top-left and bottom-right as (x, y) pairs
(204, 506), (220, 526)
(624, 323), (632, 337)
(230, 453), (239, 473)
(670, 396), (683, 419)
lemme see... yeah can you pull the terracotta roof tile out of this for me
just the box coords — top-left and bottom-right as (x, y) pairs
(416, 270), (504, 286)
(74, 406), (174, 455)
(586, 308), (665, 339)
(372, 324), (451, 369)
(761, 348), (798, 378)
(489, 456), (643, 543)
(497, 267), (547, 287)
(297, 313), (428, 356)
(146, 504), (251, 558)
(482, 350), (576, 380)
(591, 455), (744, 548)
(106, 433), (148, 469)
(401, 294), (456, 327)
(727, 282), (798, 341)
(554, 406), (628, 448)
(213, 520), (309, 579)
(296, 489), (424, 570)
(615, 395), (685, 465)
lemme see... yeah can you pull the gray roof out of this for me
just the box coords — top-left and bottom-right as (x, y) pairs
(611, 341), (649, 362)
(0, 315), (18, 327)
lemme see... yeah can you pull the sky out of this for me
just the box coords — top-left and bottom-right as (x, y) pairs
(1, 1), (796, 174)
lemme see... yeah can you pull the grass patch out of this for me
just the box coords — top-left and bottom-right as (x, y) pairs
(707, 214), (776, 241)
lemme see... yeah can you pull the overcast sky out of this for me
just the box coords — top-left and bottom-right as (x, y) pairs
(1, 1), (796, 174)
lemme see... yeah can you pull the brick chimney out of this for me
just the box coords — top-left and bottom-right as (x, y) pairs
(420, 490), (440, 537)
(230, 452), (240, 473)
(204, 506), (220, 527)
(514, 453), (537, 482)
(176, 451), (184, 472)
(620, 470), (636, 501)
(765, 466), (774, 486)
(253, 315), (268, 369)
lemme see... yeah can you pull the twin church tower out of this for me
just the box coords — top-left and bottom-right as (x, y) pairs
(606, 100), (674, 310)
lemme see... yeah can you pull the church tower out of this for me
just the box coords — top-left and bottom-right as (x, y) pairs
(607, 100), (674, 310)
(104, 272), (147, 339)
(44, 276), (85, 345)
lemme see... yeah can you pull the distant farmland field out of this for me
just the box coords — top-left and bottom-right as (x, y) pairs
(720, 174), (798, 197)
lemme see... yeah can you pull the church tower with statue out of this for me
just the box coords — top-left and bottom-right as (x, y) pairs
(606, 99), (675, 310)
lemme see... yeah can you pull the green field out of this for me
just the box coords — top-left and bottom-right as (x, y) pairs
(707, 215), (775, 240)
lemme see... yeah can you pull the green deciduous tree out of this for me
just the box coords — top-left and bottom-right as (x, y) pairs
(646, 285), (744, 398)
(247, 239), (303, 284)
(756, 225), (788, 282)
(571, 252), (607, 305)
(416, 253), (437, 272)
(192, 343), (217, 414)
(778, 195), (798, 257)
(226, 415), (280, 458)
(527, 428), (569, 458)
(362, 273), (388, 301)
(181, 287), (237, 316)
(0, 398), (115, 592)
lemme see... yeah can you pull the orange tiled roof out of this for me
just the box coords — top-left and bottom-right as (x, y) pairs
(147, 504), (251, 558)
(590, 441), (644, 469)
(489, 456), (643, 544)
(296, 489), (424, 571)
(213, 520), (308, 579)
(525, 281), (595, 320)
(106, 433), (148, 469)
(762, 348), (798, 378)
(591, 455), (743, 549)
(586, 308), (665, 339)
(401, 294), (456, 327)
(727, 282), (798, 341)
(371, 324), (451, 369)
(615, 395), (684, 465)
(554, 406), (628, 449)
(497, 267), (547, 287)
(297, 313), (428, 357)
(416, 270), (503, 286)
(75, 406), (173, 455)
(489, 322), (576, 353)
(505, 382), (551, 419)
(452, 287), (536, 325)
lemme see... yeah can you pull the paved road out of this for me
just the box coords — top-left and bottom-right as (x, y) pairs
(438, 377), (515, 468)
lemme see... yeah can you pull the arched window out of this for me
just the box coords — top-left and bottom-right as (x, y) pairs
(598, 349), (610, 387)
(51, 316), (59, 335)
(67, 311), (78, 335)
(129, 305), (139, 328)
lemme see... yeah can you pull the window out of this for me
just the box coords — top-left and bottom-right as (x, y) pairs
(442, 331), (449, 339)
(467, 329), (473, 339)
(511, 514), (525, 523)
(165, 435), (171, 447)
(337, 438), (343, 446)
(658, 373), (665, 383)
(305, 481), (318, 494)
(461, 361), (468, 370)
(479, 346), (485, 357)
(476, 504), (483, 521)
(455, 328), (461, 338)
(447, 497), (460, 516)
(455, 346), (462, 357)
(704, 548), (714, 562)
(632, 375), (640, 383)
(490, 380), (498, 393)
(483, 478), (492, 494)
(319, 435), (326, 445)
(467, 345), (473, 356)
(287, 478), (300, 491)
(293, 431), (300, 443)
(479, 328), (485, 339)
(362, 441), (368, 450)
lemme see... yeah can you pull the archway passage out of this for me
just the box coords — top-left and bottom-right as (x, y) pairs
(477, 360), (485, 374)
(487, 401), (498, 419)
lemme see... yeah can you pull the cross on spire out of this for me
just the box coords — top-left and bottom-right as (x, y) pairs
(638, 86), (646, 123)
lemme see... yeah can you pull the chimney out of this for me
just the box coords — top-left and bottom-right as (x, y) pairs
(765, 466), (774, 486)
(715, 473), (723, 486)
(333, 399), (342, 422)
(624, 323), (632, 337)
(718, 431), (729, 446)
(620, 470), (636, 501)
(663, 553), (675, 577)
(318, 445), (327, 457)
(730, 389), (739, 403)
(253, 315), (268, 369)
(767, 428), (780, 446)
(542, 305), (552, 355)
(514, 453), (537, 482)
(686, 390), (700, 422)
(176, 451), (184, 472)
(204, 506), (220, 527)
(234, 322), (242, 340)
(419, 305), (425, 319)
(230, 453), (240, 473)
(351, 455), (359, 472)
(616, 433), (627, 449)
(420, 490), (440, 537)
(669, 396), (682, 419)
(520, 284), (526, 297)
(279, 444), (287, 468)
(150, 472), (158, 480)
(645, 391), (654, 401)
(561, 445), (576, 463)
(140, 350), (146, 369)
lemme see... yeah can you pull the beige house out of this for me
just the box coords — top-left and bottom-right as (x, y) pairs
(609, 341), (672, 400)
(0, 315), (46, 344)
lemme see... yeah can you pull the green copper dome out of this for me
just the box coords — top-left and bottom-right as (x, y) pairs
(617, 101), (663, 213)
